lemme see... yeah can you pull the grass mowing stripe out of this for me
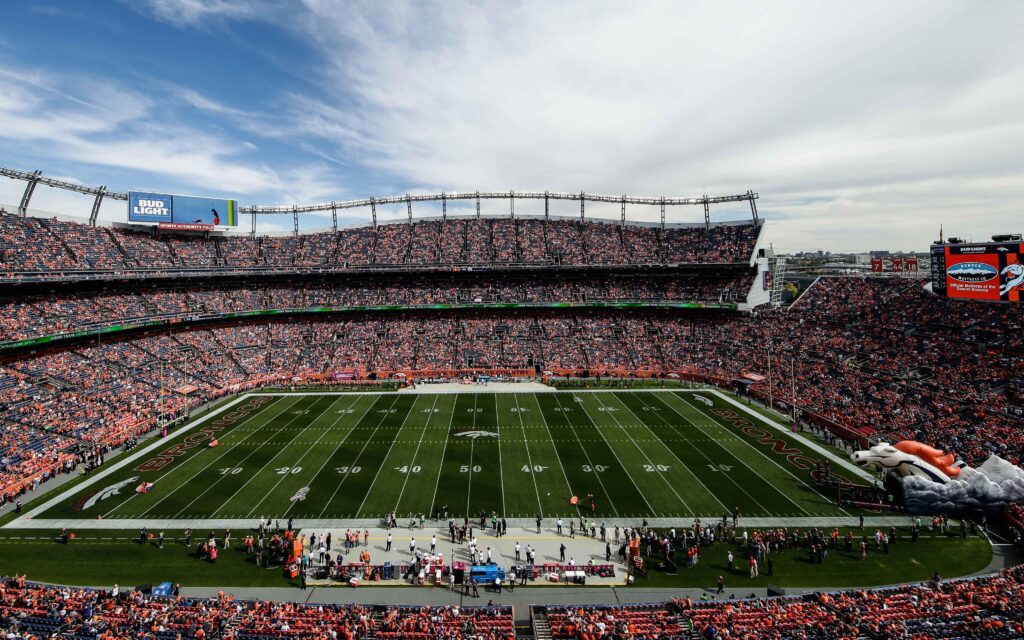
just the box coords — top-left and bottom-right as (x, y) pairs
(585, 392), (693, 514)
(572, 392), (688, 517)
(495, 393), (507, 518)
(518, 393), (580, 520)
(121, 395), (302, 519)
(495, 394), (544, 518)
(533, 393), (620, 517)
(100, 396), (284, 518)
(313, 395), (405, 520)
(240, 395), (362, 518)
(540, 393), (623, 517)
(666, 392), (815, 516)
(563, 393), (658, 517)
(300, 395), (397, 518)
(689, 391), (852, 516)
(168, 396), (334, 518)
(390, 395), (440, 513)
(613, 392), (750, 515)
(612, 392), (734, 514)
(279, 395), (379, 519)
(655, 391), (813, 516)
(466, 393), (504, 518)
(429, 395), (476, 520)
(355, 394), (434, 516)
(423, 395), (456, 520)
(347, 395), (422, 518)
(465, 395), (478, 517)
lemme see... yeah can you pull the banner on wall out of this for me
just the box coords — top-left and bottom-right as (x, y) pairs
(129, 191), (238, 227)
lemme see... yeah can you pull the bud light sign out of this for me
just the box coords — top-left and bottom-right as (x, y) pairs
(129, 192), (172, 222)
(129, 191), (238, 226)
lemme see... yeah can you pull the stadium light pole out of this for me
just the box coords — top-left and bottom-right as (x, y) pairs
(331, 202), (338, 233)
(18, 170), (42, 216)
(475, 192), (480, 219)
(790, 357), (798, 428)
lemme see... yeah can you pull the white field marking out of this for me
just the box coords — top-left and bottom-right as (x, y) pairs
(244, 395), (362, 518)
(507, 394), (545, 518)
(668, 393), (816, 516)
(280, 395), (378, 518)
(389, 395), (440, 513)
(693, 391), (862, 512)
(707, 389), (875, 483)
(550, 393), (629, 517)
(316, 395), (403, 518)
(520, 394), (578, 520)
(465, 394), (478, 517)
(587, 392), (695, 514)
(171, 396), (329, 519)
(14, 394), (256, 524)
(495, 393), (507, 518)
(354, 395), (430, 517)
(613, 392), (742, 514)
(426, 396), (458, 518)
(109, 395), (298, 519)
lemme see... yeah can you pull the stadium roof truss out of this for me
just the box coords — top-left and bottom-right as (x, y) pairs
(0, 165), (759, 234)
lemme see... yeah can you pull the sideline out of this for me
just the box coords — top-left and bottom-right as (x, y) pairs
(708, 389), (876, 483)
(5, 394), (255, 528)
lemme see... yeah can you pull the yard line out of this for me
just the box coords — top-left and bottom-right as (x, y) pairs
(354, 395), (427, 517)
(280, 395), (378, 518)
(609, 393), (731, 514)
(494, 393), (507, 518)
(243, 395), (362, 518)
(510, 394), (546, 518)
(585, 393), (693, 514)
(316, 395), (403, 518)
(465, 395), (478, 518)
(521, 394), (579, 520)
(120, 396), (299, 519)
(669, 393), (814, 516)
(172, 397), (333, 519)
(390, 395), (439, 513)
(549, 393), (629, 517)
(427, 397), (458, 518)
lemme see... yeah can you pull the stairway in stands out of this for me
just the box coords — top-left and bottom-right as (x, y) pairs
(531, 609), (552, 640)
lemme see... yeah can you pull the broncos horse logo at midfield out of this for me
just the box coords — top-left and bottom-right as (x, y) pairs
(851, 441), (965, 483)
(1001, 263), (1024, 296)
(455, 430), (499, 439)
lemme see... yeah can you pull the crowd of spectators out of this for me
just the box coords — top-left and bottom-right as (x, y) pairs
(0, 276), (1022, 498)
(541, 564), (1024, 639)
(0, 211), (761, 275)
(0, 274), (751, 343)
(0, 576), (515, 639)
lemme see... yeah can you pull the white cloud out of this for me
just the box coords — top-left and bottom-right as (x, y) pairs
(137, 0), (273, 25)
(8, 0), (1024, 251)
(281, 0), (1024, 251)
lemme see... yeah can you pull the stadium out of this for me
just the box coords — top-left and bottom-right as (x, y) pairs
(0, 166), (1021, 639)
(2, 3), (1024, 639)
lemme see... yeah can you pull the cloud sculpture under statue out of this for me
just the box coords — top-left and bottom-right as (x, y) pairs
(851, 441), (1024, 516)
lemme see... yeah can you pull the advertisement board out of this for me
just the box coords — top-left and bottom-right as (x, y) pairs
(129, 192), (238, 226)
(933, 242), (1024, 302)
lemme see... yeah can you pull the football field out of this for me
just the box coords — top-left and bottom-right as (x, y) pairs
(37, 390), (862, 523)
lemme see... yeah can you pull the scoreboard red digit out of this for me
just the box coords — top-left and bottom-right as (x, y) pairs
(931, 241), (1024, 302)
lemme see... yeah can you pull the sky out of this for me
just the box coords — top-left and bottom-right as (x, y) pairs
(0, 0), (1022, 251)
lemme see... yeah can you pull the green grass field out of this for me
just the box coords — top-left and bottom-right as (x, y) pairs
(40, 390), (861, 522)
